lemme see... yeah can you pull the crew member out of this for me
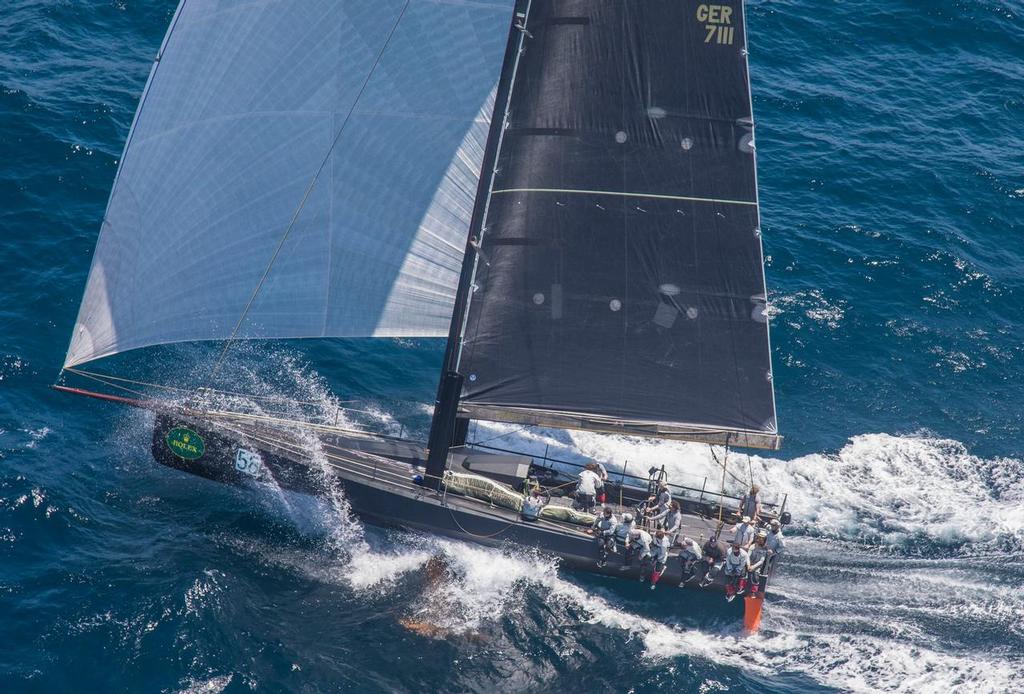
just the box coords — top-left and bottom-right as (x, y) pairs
(649, 529), (671, 590)
(575, 464), (603, 513)
(521, 488), (547, 521)
(733, 515), (755, 549)
(648, 482), (672, 527)
(723, 541), (751, 600)
(626, 526), (653, 574)
(651, 500), (683, 543)
(592, 507), (618, 567)
(738, 484), (762, 522)
(594, 462), (609, 505)
(678, 535), (703, 583)
(747, 530), (769, 595)
(697, 534), (727, 587)
(613, 512), (635, 559)
(659, 503), (684, 544)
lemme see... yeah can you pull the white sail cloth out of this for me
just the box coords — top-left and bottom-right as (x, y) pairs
(65, 0), (512, 368)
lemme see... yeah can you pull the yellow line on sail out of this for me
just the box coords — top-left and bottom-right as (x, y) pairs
(490, 187), (758, 206)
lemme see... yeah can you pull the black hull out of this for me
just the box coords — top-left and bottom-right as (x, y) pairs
(152, 414), (765, 595)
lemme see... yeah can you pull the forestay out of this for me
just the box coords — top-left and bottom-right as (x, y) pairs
(65, 0), (513, 368)
(457, 0), (780, 449)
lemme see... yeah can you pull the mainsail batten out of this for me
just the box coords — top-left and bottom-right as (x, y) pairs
(456, 0), (780, 448)
(65, 0), (515, 368)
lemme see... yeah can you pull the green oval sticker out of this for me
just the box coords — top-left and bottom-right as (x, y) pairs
(166, 426), (205, 460)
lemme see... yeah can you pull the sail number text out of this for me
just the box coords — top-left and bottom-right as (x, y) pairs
(697, 4), (735, 45)
(235, 448), (264, 478)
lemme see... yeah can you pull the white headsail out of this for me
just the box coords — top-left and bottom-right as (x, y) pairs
(65, 0), (512, 368)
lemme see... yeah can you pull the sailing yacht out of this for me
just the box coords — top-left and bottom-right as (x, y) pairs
(57, 0), (788, 630)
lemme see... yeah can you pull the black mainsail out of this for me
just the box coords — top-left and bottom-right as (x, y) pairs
(443, 0), (779, 450)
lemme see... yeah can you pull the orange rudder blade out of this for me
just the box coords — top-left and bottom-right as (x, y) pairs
(743, 594), (764, 634)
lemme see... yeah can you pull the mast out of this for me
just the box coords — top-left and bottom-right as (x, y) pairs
(425, 0), (532, 487)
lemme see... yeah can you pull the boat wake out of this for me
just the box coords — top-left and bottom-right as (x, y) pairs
(469, 420), (1024, 553)
(130, 355), (1024, 692)
(232, 512), (1020, 692)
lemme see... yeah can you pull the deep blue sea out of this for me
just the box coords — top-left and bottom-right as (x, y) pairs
(2, 1), (1023, 692)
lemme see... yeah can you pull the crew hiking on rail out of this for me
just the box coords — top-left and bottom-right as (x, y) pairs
(574, 465), (785, 599)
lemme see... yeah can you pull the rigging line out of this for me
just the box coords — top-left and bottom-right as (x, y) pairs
(198, 408), (386, 438)
(445, 504), (519, 539)
(714, 443), (729, 539)
(63, 368), (153, 400)
(708, 442), (749, 488)
(203, 0), (413, 388)
(65, 367), (190, 394)
(467, 424), (533, 447)
(490, 187), (758, 206)
(65, 367), (362, 409)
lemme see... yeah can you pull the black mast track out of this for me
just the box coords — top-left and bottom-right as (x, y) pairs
(425, 0), (533, 486)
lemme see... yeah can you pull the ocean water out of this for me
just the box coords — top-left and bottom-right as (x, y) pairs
(2, 0), (1023, 692)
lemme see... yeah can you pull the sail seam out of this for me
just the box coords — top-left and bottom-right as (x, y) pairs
(491, 187), (757, 206)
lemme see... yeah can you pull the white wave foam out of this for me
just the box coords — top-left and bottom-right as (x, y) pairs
(183, 569), (224, 617)
(470, 422), (1024, 550)
(330, 534), (1021, 693)
(773, 289), (847, 330)
(744, 628), (1017, 694)
(342, 546), (434, 591)
(173, 674), (232, 694)
(750, 434), (1024, 549)
(133, 353), (1024, 691)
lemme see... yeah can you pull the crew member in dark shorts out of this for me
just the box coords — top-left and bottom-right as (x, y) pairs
(697, 534), (727, 587)
(591, 507), (618, 567)
(678, 535), (703, 583)
(737, 484), (762, 522)
(747, 530), (769, 595)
